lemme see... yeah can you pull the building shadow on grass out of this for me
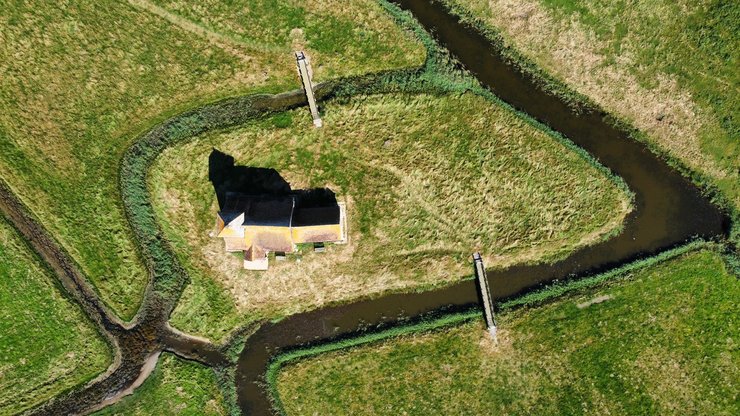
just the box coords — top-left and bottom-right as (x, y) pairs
(208, 148), (337, 209)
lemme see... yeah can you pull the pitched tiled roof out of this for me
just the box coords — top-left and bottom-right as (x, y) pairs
(292, 206), (340, 226)
(222, 193), (294, 227)
(221, 191), (341, 228)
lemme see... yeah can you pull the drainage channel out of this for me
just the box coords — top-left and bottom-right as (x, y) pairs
(233, 0), (728, 414)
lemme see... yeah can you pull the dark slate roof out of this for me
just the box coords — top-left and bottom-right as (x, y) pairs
(219, 210), (243, 225)
(222, 193), (294, 227)
(245, 197), (294, 227)
(221, 191), (340, 227)
(221, 193), (251, 212)
(292, 206), (340, 227)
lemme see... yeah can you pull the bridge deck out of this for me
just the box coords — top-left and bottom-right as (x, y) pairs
(295, 51), (322, 127)
(473, 252), (497, 339)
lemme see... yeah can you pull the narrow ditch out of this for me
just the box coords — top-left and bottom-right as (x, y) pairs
(234, 1), (729, 414)
(0, 1), (728, 415)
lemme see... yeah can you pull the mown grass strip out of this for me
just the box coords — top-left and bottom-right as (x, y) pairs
(267, 242), (738, 414)
(0, 217), (111, 415)
(264, 240), (726, 411)
(498, 240), (717, 310)
(266, 309), (480, 415)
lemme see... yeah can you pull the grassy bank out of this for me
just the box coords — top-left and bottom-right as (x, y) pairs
(0, 0), (423, 318)
(92, 354), (225, 416)
(0, 218), (111, 415)
(152, 91), (631, 341)
(276, 249), (739, 415)
(146, 0), (425, 81)
(442, 0), (739, 209)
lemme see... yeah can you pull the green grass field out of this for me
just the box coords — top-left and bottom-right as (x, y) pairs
(147, 0), (425, 81)
(0, 0), (423, 319)
(92, 354), (225, 416)
(0, 219), (111, 416)
(276, 249), (739, 415)
(444, 0), (739, 208)
(151, 92), (631, 341)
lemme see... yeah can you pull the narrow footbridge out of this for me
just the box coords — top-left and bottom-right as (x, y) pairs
(295, 51), (322, 127)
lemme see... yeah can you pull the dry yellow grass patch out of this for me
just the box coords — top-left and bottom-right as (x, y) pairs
(0, 0), (423, 318)
(154, 92), (630, 340)
(445, 0), (737, 204)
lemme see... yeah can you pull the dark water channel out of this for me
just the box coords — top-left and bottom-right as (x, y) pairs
(235, 1), (729, 414)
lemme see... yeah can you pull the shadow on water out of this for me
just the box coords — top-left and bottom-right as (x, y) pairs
(208, 148), (337, 208)
(234, 1), (730, 414)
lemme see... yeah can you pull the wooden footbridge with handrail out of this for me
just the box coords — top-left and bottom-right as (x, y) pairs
(473, 252), (497, 340)
(295, 51), (322, 127)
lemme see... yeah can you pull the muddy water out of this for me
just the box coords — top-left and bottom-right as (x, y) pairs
(234, 1), (728, 414)
(393, 0), (728, 293)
